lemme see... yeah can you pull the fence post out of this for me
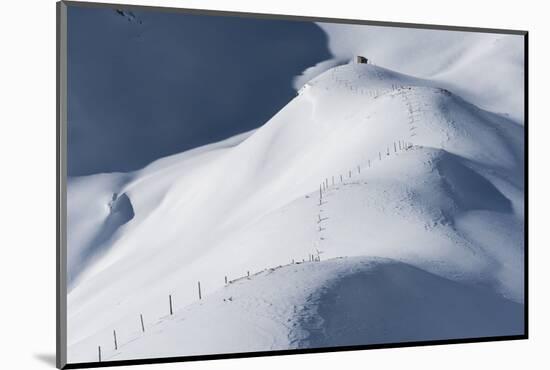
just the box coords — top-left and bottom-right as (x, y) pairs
(368, 160), (371, 168)
(379, 152), (381, 160)
(113, 330), (118, 350)
(140, 314), (145, 332)
(247, 271), (250, 277)
(198, 281), (202, 300)
(348, 170), (351, 178)
(340, 174), (343, 183)
(358, 165), (360, 173)
(169, 294), (173, 315)
(394, 142), (397, 152)
(98, 346), (101, 362)
(225, 276), (228, 284)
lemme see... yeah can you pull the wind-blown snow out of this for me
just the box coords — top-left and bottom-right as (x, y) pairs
(314, 24), (524, 123)
(292, 58), (348, 90)
(66, 60), (524, 363)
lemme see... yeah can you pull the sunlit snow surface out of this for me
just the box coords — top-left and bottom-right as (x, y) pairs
(67, 58), (524, 363)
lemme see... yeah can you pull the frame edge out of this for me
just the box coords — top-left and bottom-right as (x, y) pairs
(56, 2), (529, 368)
(57, 1), (68, 369)
(62, 0), (527, 35)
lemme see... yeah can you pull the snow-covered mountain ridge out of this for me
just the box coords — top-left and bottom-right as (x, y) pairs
(67, 62), (524, 363)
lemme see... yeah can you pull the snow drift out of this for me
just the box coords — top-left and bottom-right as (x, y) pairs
(308, 25), (524, 123)
(66, 61), (524, 363)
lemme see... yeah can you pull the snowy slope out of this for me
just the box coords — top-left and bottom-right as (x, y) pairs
(299, 26), (524, 123)
(66, 62), (524, 363)
(77, 257), (522, 362)
(66, 130), (255, 286)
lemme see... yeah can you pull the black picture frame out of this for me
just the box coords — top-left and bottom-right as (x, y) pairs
(56, 1), (528, 368)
